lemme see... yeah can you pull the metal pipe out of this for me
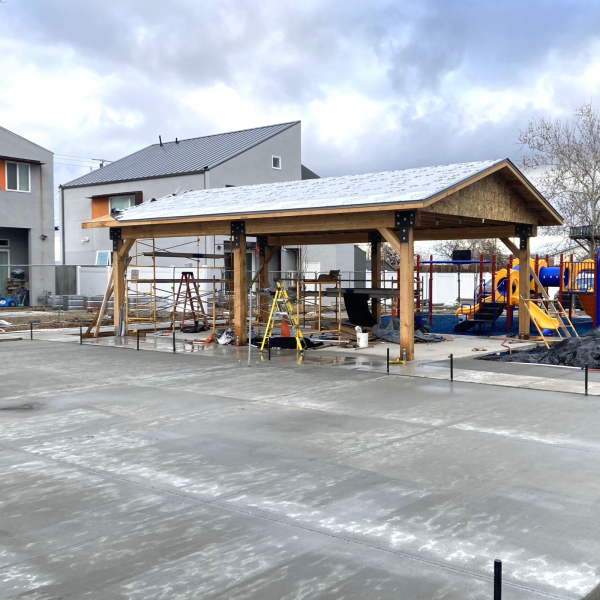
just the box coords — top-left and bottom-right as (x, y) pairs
(173, 329), (176, 353)
(137, 329), (140, 351)
(248, 278), (252, 366)
(494, 559), (502, 600)
(506, 255), (513, 333)
(80, 325), (82, 345)
(30, 322), (33, 341)
(450, 353), (453, 382)
(387, 347), (389, 374)
(585, 363), (589, 396)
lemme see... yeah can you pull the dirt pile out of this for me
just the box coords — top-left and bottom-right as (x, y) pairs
(500, 328), (600, 368)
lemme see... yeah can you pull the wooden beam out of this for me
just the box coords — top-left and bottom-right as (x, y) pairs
(101, 212), (397, 240)
(517, 238), (531, 339)
(371, 241), (381, 322)
(378, 228), (400, 254)
(267, 232), (369, 246)
(500, 237), (519, 255)
(233, 234), (248, 345)
(399, 227), (415, 361)
(415, 225), (528, 242)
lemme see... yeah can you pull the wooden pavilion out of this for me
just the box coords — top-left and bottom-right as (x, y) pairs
(82, 158), (562, 360)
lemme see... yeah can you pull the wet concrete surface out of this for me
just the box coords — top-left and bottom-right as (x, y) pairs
(2, 341), (600, 598)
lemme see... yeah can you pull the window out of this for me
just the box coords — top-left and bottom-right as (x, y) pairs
(6, 162), (30, 192)
(109, 195), (134, 211)
(0, 239), (9, 247)
(96, 251), (111, 266)
(272, 155), (281, 170)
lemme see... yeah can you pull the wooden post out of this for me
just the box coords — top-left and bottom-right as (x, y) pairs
(233, 233), (248, 346)
(371, 240), (381, 323)
(399, 224), (414, 361)
(258, 251), (269, 324)
(517, 238), (531, 339)
(113, 240), (126, 333)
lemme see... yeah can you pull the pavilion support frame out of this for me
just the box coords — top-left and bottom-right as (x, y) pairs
(102, 210), (547, 359)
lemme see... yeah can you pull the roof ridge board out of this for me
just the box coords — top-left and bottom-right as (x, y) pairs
(146, 120), (299, 148)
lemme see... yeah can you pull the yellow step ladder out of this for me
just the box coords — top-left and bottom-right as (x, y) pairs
(260, 280), (306, 352)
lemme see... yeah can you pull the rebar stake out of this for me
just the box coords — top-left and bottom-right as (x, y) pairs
(494, 559), (502, 600)
(585, 363), (589, 396)
(137, 329), (140, 351)
(387, 348), (389, 374)
(268, 338), (271, 362)
(80, 325), (82, 345)
(450, 353), (454, 382)
(173, 329), (176, 353)
(30, 322), (33, 341)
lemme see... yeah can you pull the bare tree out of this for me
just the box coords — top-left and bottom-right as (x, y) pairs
(519, 103), (600, 257)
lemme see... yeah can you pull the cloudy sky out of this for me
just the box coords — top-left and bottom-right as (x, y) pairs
(2, 0), (600, 210)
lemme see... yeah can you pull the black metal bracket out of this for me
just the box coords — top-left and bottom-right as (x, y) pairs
(231, 221), (246, 249)
(515, 224), (533, 250)
(395, 210), (415, 243)
(368, 231), (381, 254)
(109, 227), (122, 251)
(256, 236), (267, 257)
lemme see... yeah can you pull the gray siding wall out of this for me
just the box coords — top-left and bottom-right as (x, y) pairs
(62, 172), (206, 265)
(0, 127), (54, 268)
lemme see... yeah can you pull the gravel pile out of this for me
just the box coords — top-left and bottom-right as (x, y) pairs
(500, 328), (600, 368)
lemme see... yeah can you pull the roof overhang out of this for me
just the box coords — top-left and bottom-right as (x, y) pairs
(0, 154), (45, 165)
(82, 159), (562, 232)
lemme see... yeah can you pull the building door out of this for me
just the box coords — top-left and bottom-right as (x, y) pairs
(0, 250), (9, 296)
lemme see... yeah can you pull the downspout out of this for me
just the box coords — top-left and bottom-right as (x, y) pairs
(204, 168), (210, 189)
(39, 164), (44, 265)
(60, 185), (65, 264)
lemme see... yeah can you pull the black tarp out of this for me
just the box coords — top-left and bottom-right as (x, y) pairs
(343, 293), (377, 328)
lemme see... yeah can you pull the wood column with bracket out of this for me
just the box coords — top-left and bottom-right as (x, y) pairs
(397, 211), (415, 361)
(369, 231), (382, 323)
(516, 225), (532, 339)
(232, 221), (248, 346)
(110, 228), (125, 332)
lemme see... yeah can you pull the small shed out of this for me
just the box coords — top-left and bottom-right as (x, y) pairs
(83, 158), (562, 360)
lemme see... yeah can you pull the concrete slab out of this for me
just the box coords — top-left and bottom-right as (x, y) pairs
(2, 341), (600, 598)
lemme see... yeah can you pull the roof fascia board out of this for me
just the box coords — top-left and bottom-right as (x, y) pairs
(63, 168), (208, 190)
(82, 200), (426, 229)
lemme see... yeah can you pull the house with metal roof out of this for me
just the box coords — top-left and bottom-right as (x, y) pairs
(60, 121), (331, 274)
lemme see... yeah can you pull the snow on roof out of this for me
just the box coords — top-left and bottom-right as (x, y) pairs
(115, 159), (505, 222)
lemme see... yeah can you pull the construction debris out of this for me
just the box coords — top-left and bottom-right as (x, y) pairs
(499, 328), (600, 368)
(373, 317), (446, 344)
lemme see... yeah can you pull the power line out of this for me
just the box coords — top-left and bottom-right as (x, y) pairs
(55, 153), (113, 163)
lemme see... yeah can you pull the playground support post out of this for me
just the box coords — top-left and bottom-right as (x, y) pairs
(478, 253), (484, 332)
(595, 252), (600, 328)
(569, 253), (574, 321)
(429, 254), (433, 326)
(534, 254), (539, 299)
(491, 253), (496, 326)
(559, 254), (564, 308)
(416, 254), (420, 313)
(506, 254), (513, 333)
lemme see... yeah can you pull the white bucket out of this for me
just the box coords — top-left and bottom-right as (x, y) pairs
(357, 332), (369, 348)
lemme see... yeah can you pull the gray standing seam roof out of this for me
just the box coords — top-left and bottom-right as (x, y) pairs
(116, 158), (542, 223)
(63, 121), (300, 188)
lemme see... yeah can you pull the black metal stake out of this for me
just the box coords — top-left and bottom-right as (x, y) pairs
(80, 325), (83, 345)
(450, 353), (454, 382)
(30, 322), (33, 341)
(268, 338), (271, 362)
(585, 363), (589, 396)
(494, 559), (502, 600)
(387, 347), (389, 374)
(173, 329), (176, 353)
(137, 329), (140, 351)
